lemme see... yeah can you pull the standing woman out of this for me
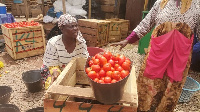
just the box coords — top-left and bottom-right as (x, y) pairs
(112, 0), (200, 112)
(41, 14), (89, 89)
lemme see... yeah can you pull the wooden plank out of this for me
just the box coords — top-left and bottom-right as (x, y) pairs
(101, 5), (115, 13)
(101, 0), (116, 5)
(47, 85), (136, 104)
(79, 27), (97, 36)
(15, 48), (44, 60)
(44, 99), (136, 112)
(62, 0), (66, 14)
(88, 0), (91, 19)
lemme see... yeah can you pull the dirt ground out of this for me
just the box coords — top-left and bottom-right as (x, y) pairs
(0, 44), (199, 112)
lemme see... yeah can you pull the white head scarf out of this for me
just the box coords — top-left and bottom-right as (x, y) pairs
(58, 14), (77, 29)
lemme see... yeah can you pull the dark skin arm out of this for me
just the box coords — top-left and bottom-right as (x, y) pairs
(110, 39), (129, 51)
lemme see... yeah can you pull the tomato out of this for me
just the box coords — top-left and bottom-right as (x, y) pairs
(98, 80), (105, 84)
(89, 60), (94, 67)
(95, 54), (103, 60)
(88, 71), (97, 79)
(99, 69), (106, 77)
(121, 70), (129, 79)
(106, 71), (113, 77)
(115, 54), (120, 61)
(116, 66), (124, 72)
(93, 78), (99, 82)
(85, 67), (92, 74)
(103, 51), (112, 60)
(111, 79), (117, 83)
(93, 59), (100, 65)
(91, 65), (101, 72)
(118, 55), (126, 65)
(96, 73), (100, 79)
(114, 64), (120, 70)
(108, 59), (115, 67)
(122, 62), (131, 70)
(104, 76), (111, 83)
(103, 63), (111, 72)
(111, 67), (115, 71)
(112, 71), (121, 80)
(125, 58), (131, 64)
(100, 77), (105, 81)
(99, 56), (107, 67)
(92, 57), (95, 61)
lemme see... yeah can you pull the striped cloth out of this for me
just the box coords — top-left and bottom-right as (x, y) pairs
(43, 31), (89, 69)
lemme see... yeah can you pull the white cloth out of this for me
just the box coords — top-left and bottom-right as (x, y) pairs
(43, 32), (89, 68)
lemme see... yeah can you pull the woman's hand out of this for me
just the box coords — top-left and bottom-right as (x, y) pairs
(51, 71), (60, 84)
(110, 39), (129, 50)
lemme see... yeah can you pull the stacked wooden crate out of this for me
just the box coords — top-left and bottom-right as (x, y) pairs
(78, 19), (110, 47)
(1, 24), (46, 60)
(100, 0), (127, 19)
(106, 18), (130, 42)
(5, 0), (13, 12)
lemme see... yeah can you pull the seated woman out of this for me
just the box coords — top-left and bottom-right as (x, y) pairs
(41, 14), (89, 89)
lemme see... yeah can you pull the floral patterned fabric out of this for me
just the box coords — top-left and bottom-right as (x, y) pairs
(137, 22), (193, 112)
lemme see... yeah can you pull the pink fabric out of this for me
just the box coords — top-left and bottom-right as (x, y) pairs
(126, 31), (140, 43)
(144, 30), (194, 82)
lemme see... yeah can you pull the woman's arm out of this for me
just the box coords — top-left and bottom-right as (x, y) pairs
(126, 0), (161, 44)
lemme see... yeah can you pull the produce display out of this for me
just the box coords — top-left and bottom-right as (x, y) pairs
(85, 51), (131, 84)
(3, 21), (40, 28)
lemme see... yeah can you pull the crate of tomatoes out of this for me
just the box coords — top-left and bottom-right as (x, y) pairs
(44, 56), (138, 112)
(1, 21), (45, 60)
(85, 51), (132, 104)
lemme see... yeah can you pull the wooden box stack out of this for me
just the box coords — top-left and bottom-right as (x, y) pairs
(106, 18), (130, 42)
(100, 0), (127, 19)
(1, 24), (46, 60)
(78, 19), (110, 47)
(44, 57), (138, 112)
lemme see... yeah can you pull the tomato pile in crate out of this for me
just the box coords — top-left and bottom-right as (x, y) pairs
(85, 51), (131, 84)
(1, 21), (45, 60)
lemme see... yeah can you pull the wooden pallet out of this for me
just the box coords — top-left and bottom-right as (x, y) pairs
(44, 57), (138, 112)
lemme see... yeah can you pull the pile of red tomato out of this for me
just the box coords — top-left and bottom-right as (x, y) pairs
(3, 21), (40, 28)
(85, 51), (131, 84)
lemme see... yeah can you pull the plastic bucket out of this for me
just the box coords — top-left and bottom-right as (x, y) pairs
(0, 6), (6, 14)
(26, 107), (44, 112)
(85, 58), (131, 104)
(0, 104), (20, 112)
(22, 70), (43, 93)
(179, 77), (200, 102)
(87, 47), (105, 57)
(0, 86), (12, 104)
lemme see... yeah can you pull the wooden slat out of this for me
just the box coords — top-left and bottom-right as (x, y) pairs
(44, 99), (137, 112)
(47, 85), (137, 104)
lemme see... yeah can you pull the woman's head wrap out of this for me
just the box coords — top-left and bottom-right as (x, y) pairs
(58, 14), (77, 29)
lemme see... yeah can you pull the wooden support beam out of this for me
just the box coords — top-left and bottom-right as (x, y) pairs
(62, 0), (66, 14)
(88, 0), (91, 19)
(25, 0), (29, 21)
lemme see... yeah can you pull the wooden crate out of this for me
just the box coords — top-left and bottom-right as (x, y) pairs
(1, 24), (46, 60)
(44, 57), (138, 112)
(106, 18), (130, 42)
(78, 19), (110, 47)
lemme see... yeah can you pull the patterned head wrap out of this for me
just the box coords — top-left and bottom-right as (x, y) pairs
(58, 14), (77, 29)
